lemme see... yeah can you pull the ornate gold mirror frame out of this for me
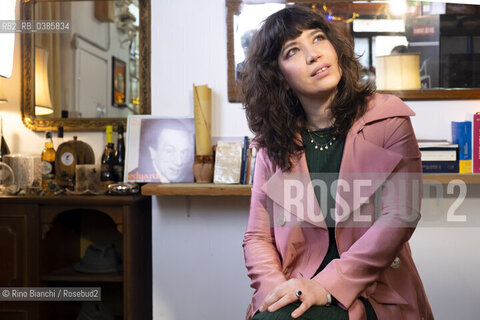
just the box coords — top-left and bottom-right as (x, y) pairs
(226, 0), (480, 102)
(21, 0), (151, 131)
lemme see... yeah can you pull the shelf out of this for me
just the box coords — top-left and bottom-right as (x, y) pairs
(142, 174), (480, 196)
(141, 183), (252, 196)
(0, 195), (144, 205)
(378, 88), (480, 100)
(42, 266), (123, 283)
(422, 173), (480, 184)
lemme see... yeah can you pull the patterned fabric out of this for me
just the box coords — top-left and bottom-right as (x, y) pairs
(251, 296), (377, 320)
(252, 302), (348, 320)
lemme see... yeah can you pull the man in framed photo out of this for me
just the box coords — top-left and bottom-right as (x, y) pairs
(127, 118), (195, 183)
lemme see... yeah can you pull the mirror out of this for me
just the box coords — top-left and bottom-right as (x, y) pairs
(22, 0), (151, 131)
(227, 0), (480, 102)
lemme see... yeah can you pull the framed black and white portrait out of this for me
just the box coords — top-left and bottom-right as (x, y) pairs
(125, 116), (195, 183)
(112, 56), (126, 106)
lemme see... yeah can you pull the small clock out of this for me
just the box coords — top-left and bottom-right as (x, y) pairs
(55, 137), (95, 187)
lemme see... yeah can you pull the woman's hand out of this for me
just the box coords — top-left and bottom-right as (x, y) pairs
(258, 278), (329, 318)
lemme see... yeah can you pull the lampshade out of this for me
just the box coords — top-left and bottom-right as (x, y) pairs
(35, 48), (54, 115)
(375, 53), (421, 90)
(35, 106), (54, 116)
(0, 0), (15, 79)
(0, 86), (7, 104)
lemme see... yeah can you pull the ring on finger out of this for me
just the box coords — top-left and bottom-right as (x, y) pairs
(295, 290), (302, 300)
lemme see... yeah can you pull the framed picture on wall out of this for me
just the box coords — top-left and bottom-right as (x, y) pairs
(125, 116), (196, 183)
(112, 56), (126, 106)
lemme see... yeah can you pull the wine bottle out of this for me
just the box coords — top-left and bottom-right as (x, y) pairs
(105, 125), (113, 145)
(100, 126), (114, 190)
(100, 143), (115, 190)
(0, 116), (10, 163)
(41, 132), (56, 190)
(113, 124), (125, 182)
(56, 126), (64, 149)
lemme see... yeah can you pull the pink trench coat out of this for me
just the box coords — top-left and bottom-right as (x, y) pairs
(243, 94), (433, 320)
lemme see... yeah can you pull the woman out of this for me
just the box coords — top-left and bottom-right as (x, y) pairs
(240, 6), (432, 320)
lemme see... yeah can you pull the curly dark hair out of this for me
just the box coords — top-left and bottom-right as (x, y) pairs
(240, 6), (374, 171)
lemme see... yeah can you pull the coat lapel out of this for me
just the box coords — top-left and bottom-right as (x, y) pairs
(262, 150), (327, 229)
(335, 128), (402, 223)
(335, 94), (415, 223)
(262, 94), (416, 229)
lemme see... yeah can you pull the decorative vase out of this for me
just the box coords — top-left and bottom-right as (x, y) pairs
(193, 155), (214, 183)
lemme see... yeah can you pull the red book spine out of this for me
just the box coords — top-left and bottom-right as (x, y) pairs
(473, 113), (480, 173)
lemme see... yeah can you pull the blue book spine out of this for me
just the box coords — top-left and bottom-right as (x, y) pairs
(240, 136), (249, 184)
(451, 121), (472, 173)
(422, 161), (459, 173)
(451, 121), (472, 160)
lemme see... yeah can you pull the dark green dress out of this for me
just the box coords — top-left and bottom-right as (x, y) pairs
(252, 127), (377, 320)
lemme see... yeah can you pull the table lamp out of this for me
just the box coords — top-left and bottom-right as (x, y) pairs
(376, 53), (421, 90)
(35, 48), (54, 116)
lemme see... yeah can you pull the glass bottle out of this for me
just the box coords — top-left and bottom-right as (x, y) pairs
(100, 126), (114, 190)
(0, 116), (11, 186)
(41, 132), (56, 190)
(105, 125), (113, 145)
(56, 126), (64, 148)
(113, 124), (125, 182)
(0, 116), (10, 163)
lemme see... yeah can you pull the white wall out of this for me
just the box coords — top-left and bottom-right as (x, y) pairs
(150, 0), (247, 137)
(409, 103), (480, 319)
(152, 197), (252, 319)
(151, 1), (480, 320)
(150, 0), (253, 319)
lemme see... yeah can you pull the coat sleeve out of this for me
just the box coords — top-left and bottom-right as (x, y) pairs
(312, 116), (422, 309)
(243, 147), (287, 316)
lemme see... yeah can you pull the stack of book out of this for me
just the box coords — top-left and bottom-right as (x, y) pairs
(418, 139), (459, 173)
(417, 115), (480, 174)
(238, 136), (257, 185)
(213, 136), (257, 184)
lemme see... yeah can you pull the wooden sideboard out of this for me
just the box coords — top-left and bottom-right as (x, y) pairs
(0, 195), (151, 320)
